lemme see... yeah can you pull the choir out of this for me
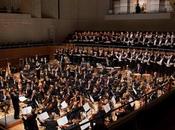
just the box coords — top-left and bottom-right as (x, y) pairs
(67, 31), (175, 49)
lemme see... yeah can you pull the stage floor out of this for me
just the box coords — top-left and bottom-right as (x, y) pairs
(9, 124), (45, 130)
(0, 100), (60, 130)
(0, 101), (46, 130)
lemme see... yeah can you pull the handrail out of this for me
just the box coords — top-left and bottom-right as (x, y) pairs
(0, 42), (60, 50)
(72, 43), (175, 52)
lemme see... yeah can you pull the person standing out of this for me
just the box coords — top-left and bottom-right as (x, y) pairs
(135, 3), (141, 13)
(10, 88), (20, 119)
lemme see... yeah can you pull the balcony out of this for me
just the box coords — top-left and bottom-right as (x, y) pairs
(105, 12), (172, 20)
(106, 2), (174, 20)
(0, 13), (31, 19)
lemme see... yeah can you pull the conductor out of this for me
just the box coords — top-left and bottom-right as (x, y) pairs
(10, 88), (20, 119)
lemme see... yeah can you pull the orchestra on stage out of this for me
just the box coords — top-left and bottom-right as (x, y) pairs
(0, 47), (175, 130)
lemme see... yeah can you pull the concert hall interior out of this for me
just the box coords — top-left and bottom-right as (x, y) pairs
(0, 0), (175, 130)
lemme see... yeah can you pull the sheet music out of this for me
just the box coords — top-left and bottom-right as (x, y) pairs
(57, 116), (68, 126)
(61, 101), (68, 109)
(22, 106), (32, 115)
(79, 118), (90, 130)
(83, 103), (91, 112)
(129, 97), (134, 107)
(19, 96), (27, 102)
(103, 103), (111, 113)
(111, 96), (116, 105)
(38, 112), (49, 122)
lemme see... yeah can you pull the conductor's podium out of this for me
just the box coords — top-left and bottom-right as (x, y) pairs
(0, 115), (22, 129)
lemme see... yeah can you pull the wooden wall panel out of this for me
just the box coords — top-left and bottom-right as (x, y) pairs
(0, 45), (74, 68)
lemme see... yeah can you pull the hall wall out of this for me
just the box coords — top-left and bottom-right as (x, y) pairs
(0, 0), (174, 43)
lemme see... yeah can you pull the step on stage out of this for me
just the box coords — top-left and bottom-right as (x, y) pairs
(0, 115), (22, 130)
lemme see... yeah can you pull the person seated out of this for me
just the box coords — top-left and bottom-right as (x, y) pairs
(44, 114), (58, 130)
(22, 108), (39, 130)
(0, 90), (10, 113)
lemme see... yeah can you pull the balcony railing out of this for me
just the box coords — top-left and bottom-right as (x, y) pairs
(0, 7), (21, 14)
(62, 76), (174, 130)
(108, 3), (174, 15)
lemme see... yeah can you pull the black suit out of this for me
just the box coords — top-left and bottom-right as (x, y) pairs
(23, 113), (39, 130)
(10, 91), (20, 119)
(135, 65), (144, 74)
(45, 119), (58, 130)
(93, 110), (107, 130)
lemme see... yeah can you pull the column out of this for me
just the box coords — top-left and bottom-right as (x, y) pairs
(120, 0), (128, 13)
(12, 0), (20, 12)
(31, 0), (41, 17)
(114, 0), (120, 14)
(127, 0), (130, 13)
(7, 0), (12, 12)
(108, 0), (114, 14)
(20, 0), (32, 14)
(41, 0), (58, 18)
(159, 0), (165, 12)
(147, 0), (159, 13)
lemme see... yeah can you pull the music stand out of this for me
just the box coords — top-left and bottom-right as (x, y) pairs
(4, 103), (7, 128)
(0, 100), (8, 129)
(0, 90), (9, 129)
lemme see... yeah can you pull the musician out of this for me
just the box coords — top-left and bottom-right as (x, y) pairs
(10, 88), (20, 119)
(0, 90), (10, 113)
(30, 89), (38, 108)
(135, 63), (144, 74)
(6, 76), (15, 89)
(0, 77), (5, 90)
(0, 69), (3, 77)
(37, 84), (45, 104)
(69, 31), (175, 49)
(36, 61), (41, 79)
(46, 96), (59, 115)
(22, 108), (39, 130)
(3, 46), (173, 129)
(44, 114), (58, 130)
(92, 103), (108, 130)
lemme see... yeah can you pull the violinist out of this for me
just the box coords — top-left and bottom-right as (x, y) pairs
(22, 108), (39, 130)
